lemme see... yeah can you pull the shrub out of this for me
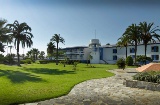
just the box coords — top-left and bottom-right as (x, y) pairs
(4, 54), (14, 65)
(0, 54), (4, 64)
(39, 60), (48, 64)
(133, 71), (160, 83)
(116, 58), (126, 70)
(20, 59), (32, 64)
(126, 56), (133, 66)
(25, 59), (32, 64)
(136, 55), (153, 65)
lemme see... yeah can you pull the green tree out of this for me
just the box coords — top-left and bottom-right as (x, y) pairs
(139, 22), (160, 64)
(39, 51), (45, 59)
(26, 50), (32, 58)
(0, 19), (11, 52)
(6, 20), (33, 66)
(50, 34), (65, 65)
(31, 48), (39, 60)
(117, 34), (129, 58)
(123, 24), (140, 63)
(47, 42), (56, 59)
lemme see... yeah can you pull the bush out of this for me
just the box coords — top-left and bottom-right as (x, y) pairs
(136, 55), (153, 65)
(133, 71), (160, 83)
(4, 54), (14, 65)
(116, 58), (126, 70)
(0, 54), (4, 64)
(20, 59), (32, 64)
(126, 56), (133, 66)
(39, 60), (48, 64)
(25, 59), (32, 64)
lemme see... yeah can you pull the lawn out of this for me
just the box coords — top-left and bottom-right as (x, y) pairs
(0, 63), (117, 105)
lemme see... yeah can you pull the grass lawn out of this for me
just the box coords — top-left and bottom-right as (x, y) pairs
(0, 63), (118, 105)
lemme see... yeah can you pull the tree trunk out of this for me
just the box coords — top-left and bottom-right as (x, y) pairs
(56, 42), (58, 65)
(17, 39), (20, 66)
(125, 46), (127, 59)
(144, 43), (147, 65)
(134, 42), (137, 64)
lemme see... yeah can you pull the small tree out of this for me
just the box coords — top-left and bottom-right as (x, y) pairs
(72, 62), (78, 70)
(126, 56), (133, 66)
(116, 58), (126, 70)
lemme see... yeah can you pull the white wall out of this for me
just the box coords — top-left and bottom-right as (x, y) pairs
(102, 43), (160, 64)
(90, 50), (100, 64)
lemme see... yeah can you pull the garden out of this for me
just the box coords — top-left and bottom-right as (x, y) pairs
(0, 63), (117, 105)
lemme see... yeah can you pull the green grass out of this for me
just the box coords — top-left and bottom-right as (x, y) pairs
(0, 63), (117, 105)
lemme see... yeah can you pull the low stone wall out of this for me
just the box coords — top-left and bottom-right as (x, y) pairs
(123, 80), (160, 91)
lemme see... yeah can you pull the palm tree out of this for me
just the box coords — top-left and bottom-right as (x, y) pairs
(139, 22), (160, 64)
(0, 19), (11, 52)
(117, 34), (129, 58)
(31, 48), (39, 60)
(50, 34), (65, 65)
(123, 24), (141, 63)
(6, 20), (33, 66)
(47, 42), (56, 59)
(39, 51), (45, 59)
(26, 50), (32, 58)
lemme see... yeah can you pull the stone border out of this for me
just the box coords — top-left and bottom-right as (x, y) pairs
(123, 80), (160, 91)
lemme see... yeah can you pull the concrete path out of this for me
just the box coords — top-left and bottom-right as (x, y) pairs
(21, 68), (160, 105)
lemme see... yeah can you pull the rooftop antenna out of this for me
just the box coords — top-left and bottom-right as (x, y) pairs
(95, 30), (96, 39)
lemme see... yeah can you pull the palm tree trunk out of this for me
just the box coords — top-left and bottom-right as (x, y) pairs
(17, 40), (20, 66)
(144, 43), (147, 64)
(125, 46), (127, 58)
(134, 42), (137, 64)
(56, 42), (58, 65)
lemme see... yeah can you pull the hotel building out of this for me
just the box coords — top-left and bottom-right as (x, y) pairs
(63, 39), (160, 64)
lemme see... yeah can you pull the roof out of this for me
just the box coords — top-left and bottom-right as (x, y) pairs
(62, 46), (88, 49)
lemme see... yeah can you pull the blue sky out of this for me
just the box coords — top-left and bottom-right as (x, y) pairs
(0, 0), (160, 55)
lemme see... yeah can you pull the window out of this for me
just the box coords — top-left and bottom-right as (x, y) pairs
(130, 48), (135, 53)
(113, 49), (117, 53)
(151, 55), (159, 60)
(113, 55), (117, 60)
(151, 46), (159, 52)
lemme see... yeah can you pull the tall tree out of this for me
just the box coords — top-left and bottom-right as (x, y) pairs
(39, 51), (45, 59)
(124, 24), (141, 63)
(50, 34), (65, 65)
(0, 19), (11, 52)
(6, 20), (33, 66)
(139, 22), (160, 64)
(26, 50), (32, 58)
(47, 42), (56, 58)
(31, 48), (39, 60)
(117, 34), (129, 58)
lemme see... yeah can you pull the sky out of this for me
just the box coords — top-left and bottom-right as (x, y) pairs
(0, 0), (160, 55)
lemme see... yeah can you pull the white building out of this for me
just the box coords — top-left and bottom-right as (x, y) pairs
(63, 39), (160, 64)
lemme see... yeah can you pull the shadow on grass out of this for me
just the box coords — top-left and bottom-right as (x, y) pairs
(0, 69), (43, 83)
(22, 68), (76, 75)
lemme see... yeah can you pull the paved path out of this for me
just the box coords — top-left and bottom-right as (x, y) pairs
(21, 68), (160, 105)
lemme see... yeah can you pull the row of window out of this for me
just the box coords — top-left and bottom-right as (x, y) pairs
(113, 46), (159, 54)
(112, 55), (159, 60)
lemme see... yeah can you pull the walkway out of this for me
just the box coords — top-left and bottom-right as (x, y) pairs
(21, 68), (160, 105)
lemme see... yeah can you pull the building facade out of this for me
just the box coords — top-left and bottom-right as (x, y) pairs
(63, 39), (160, 64)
